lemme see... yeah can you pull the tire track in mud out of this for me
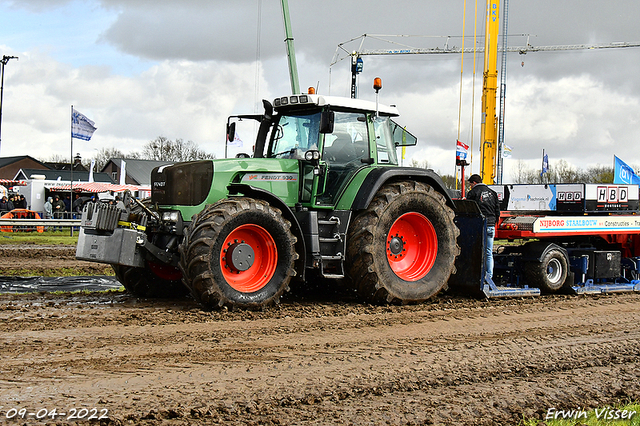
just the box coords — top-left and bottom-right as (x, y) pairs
(1, 292), (639, 424)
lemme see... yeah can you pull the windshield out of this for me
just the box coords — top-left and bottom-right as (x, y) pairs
(269, 112), (321, 159)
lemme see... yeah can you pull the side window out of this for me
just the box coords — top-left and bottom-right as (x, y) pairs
(373, 117), (398, 165)
(322, 112), (368, 165)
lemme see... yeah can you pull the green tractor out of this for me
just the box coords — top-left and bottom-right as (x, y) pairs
(76, 92), (460, 309)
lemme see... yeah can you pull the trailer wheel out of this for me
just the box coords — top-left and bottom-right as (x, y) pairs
(346, 181), (460, 304)
(525, 249), (568, 293)
(178, 198), (297, 309)
(113, 262), (188, 298)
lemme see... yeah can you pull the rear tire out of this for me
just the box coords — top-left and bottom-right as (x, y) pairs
(178, 198), (297, 309)
(346, 181), (460, 304)
(524, 249), (568, 293)
(113, 262), (188, 298)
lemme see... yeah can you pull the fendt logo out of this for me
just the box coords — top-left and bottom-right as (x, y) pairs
(597, 186), (628, 203)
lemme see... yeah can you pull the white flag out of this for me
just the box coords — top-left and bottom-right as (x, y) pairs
(228, 131), (243, 147)
(88, 159), (95, 183)
(119, 159), (126, 185)
(72, 107), (97, 141)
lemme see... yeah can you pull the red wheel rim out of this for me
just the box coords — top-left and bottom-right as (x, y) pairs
(386, 212), (437, 281)
(148, 261), (182, 281)
(220, 224), (277, 292)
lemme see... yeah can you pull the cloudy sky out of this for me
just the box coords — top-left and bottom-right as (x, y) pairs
(0, 0), (639, 181)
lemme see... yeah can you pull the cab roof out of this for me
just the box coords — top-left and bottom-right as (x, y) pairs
(273, 94), (400, 117)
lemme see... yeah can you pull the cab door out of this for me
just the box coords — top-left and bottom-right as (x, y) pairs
(316, 111), (370, 205)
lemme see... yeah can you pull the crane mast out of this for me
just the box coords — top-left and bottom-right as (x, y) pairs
(480, 0), (500, 184)
(280, 0), (300, 94)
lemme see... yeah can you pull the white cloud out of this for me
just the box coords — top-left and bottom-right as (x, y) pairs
(1, 48), (267, 160)
(1, 0), (640, 185)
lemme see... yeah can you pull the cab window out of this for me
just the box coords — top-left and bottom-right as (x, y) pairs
(269, 112), (320, 159)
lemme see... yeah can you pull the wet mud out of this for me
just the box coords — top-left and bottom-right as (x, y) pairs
(1, 247), (639, 425)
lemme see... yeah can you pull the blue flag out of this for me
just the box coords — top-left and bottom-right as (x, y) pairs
(613, 155), (640, 185)
(541, 153), (549, 176)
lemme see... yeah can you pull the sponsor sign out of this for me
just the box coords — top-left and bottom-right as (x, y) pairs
(505, 185), (555, 211)
(533, 215), (640, 233)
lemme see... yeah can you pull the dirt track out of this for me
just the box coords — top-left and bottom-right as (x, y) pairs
(1, 247), (640, 425)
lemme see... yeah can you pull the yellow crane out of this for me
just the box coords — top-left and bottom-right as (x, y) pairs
(480, 0), (500, 184)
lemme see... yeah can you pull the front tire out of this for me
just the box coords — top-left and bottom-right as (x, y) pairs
(179, 198), (297, 309)
(113, 262), (188, 298)
(346, 181), (460, 304)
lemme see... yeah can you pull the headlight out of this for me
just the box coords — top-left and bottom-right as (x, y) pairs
(162, 211), (180, 222)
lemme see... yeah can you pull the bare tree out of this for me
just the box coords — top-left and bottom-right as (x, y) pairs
(142, 137), (215, 162)
(410, 158), (431, 169)
(43, 154), (70, 164)
(90, 147), (129, 171)
(581, 165), (613, 183)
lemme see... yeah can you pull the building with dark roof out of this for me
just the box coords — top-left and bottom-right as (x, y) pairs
(0, 156), (48, 180)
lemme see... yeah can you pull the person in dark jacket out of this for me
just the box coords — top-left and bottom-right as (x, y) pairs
(18, 195), (27, 209)
(466, 174), (501, 279)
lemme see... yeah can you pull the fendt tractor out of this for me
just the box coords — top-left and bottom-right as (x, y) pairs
(76, 88), (640, 308)
(76, 89), (469, 309)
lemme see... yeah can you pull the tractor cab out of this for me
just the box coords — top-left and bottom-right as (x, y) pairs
(227, 94), (417, 207)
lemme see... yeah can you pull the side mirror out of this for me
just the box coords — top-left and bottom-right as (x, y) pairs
(319, 110), (334, 134)
(227, 122), (236, 143)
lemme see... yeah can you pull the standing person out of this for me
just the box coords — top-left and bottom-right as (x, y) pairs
(63, 196), (71, 217)
(19, 194), (27, 209)
(72, 194), (84, 214)
(466, 174), (501, 280)
(43, 197), (53, 219)
(52, 195), (66, 231)
(6, 195), (14, 211)
(0, 196), (8, 212)
(43, 196), (53, 231)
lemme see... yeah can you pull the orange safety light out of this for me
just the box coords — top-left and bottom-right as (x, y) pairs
(308, 87), (316, 94)
(373, 77), (383, 92)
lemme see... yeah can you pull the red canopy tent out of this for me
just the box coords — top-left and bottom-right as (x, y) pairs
(0, 179), (27, 187)
(48, 182), (150, 193)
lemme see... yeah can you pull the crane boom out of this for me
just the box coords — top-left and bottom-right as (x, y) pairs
(335, 40), (640, 58)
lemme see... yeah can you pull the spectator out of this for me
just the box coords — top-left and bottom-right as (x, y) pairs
(0, 196), (8, 212)
(52, 195), (66, 231)
(52, 195), (66, 217)
(6, 195), (14, 211)
(18, 195), (27, 209)
(43, 197), (53, 219)
(63, 196), (71, 215)
(72, 194), (84, 214)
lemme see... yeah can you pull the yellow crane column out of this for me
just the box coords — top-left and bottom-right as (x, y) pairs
(480, 0), (500, 184)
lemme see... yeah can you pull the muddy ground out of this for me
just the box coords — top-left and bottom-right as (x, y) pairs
(1, 246), (640, 425)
